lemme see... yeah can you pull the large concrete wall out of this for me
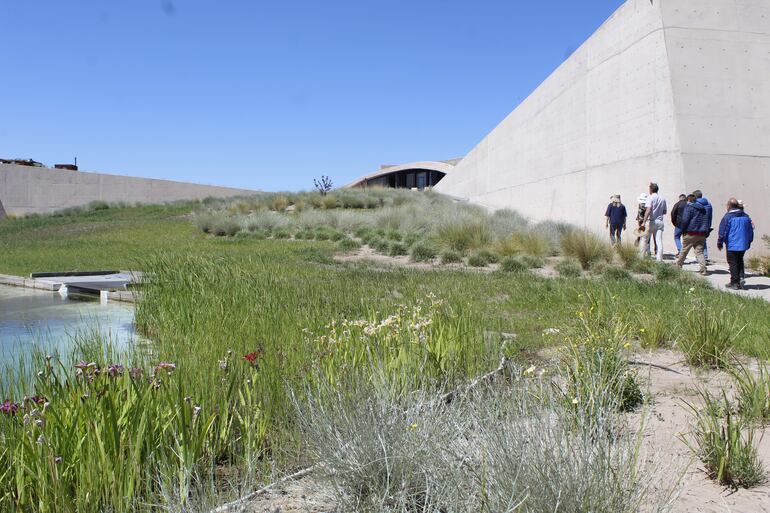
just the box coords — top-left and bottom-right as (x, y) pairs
(436, 0), (770, 252)
(0, 164), (258, 216)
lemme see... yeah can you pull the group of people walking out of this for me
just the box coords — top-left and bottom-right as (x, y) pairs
(604, 183), (755, 290)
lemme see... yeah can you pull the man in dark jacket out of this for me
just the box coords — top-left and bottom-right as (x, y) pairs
(693, 190), (714, 262)
(605, 195), (627, 244)
(675, 194), (709, 275)
(717, 198), (754, 290)
(670, 194), (687, 256)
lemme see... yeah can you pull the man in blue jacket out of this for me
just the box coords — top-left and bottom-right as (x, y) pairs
(717, 197), (754, 290)
(693, 190), (713, 262)
(675, 194), (709, 275)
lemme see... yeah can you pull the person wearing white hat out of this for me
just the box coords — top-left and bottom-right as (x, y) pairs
(634, 193), (648, 247)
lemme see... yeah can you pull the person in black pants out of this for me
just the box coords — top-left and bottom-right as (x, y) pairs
(605, 195), (627, 245)
(717, 198), (754, 290)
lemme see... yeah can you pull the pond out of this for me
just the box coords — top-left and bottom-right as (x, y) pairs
(0, 284), (135, 368)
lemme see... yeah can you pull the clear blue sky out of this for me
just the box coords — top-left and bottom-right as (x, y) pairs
(2, 0), (625, 192)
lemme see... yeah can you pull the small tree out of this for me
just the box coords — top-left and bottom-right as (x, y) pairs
(313, 175), (333, 196)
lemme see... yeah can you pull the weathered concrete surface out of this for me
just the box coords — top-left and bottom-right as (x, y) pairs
(435, 0), (770, 255)
(0, 164), (258, 216)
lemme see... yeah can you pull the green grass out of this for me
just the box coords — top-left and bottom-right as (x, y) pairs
(3, 201), (770, 510)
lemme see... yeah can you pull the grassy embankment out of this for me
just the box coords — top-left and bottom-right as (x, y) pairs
(1, 193), (770, 512)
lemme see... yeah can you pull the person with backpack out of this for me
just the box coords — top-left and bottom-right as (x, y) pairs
(675, 194), (709, 275)
(670, 194), (687, 256)
(717, 198), (754, 290)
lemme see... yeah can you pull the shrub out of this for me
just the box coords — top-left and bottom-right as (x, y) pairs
(684, 391), (766, 489)
(636, 311), (670, 349)
(403, 232), (421, 247)
(385, 229), (403, 242)
(475, 249), (499, 264)
(602, 266), (632, 281)
(521, 254), (545, 269)
(388, 242), (409, 257)
(270, 195), (290, 212)
(496, 231), (552, 258)
(499, 256), (528, 273)
(555, 259), (582, 278)
(88, 200), (110, 211)
(212, 218), (241, 237)
(560, 292), (643, 414)
(294, 229), (313, 240)
(467, 253), (489, 267)
(338, 237), (362, 252)
(372, 237), (391, 254)
(436, 221), (490, 253)
(272, 228), (291, 239)
(195, 213), (216, 234)
(561, 230), (611, 269)
(747, 256), (770, 277)
(321, 194), (338, 210)
(730, 361), (770, 423)
(615, 242), (639, 269)
(440, 250), (463, 265)
(410, 242), (438, 262)
(631, 257), (655, 274)
(652, 262), (679, 281)
(678, 300), (744, 368)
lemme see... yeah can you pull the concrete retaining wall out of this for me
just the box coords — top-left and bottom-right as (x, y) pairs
(0, 164), (258, 216)
(435, 0), (770, 254)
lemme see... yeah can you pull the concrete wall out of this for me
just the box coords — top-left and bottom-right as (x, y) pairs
(663, 0), (770, 235)
(0, 164), (258, 216)
(435, 0), (770, 254)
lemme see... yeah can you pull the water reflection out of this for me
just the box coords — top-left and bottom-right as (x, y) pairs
(0, 284), (135, 367)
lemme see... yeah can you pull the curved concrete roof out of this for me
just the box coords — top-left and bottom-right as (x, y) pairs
(344, 160), (458, 188)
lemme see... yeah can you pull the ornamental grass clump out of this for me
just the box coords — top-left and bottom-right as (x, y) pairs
(436, 221), (490, 254)
(729, 360), (770, 423)
(561, 230), (611, 270)
(440, 250), (463, 265)
(499, 256), (528, 273)
(683, 390), (766, 489)
(678, 299), (744, 368)
(555, 259), (583, 278)
(614, 242), (639, 269)
(559, 291), (643, 416)
(410, 241), (438, 262)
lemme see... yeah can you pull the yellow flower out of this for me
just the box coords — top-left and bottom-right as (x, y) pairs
(623, 342), (631, 349)
(524, 366), (536, 375)
(639, 328), (646, 333)
(572, 398), (579, 404)
(408, 423), (418, 430)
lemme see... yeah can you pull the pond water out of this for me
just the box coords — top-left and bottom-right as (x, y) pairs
(0, 284), (135, 368)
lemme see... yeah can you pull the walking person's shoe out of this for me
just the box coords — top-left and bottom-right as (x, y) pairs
(699, 269), (708, 276)
(726, 282), (740, 290)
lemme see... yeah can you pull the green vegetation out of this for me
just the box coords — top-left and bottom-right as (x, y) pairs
(684, 391), (766, 489)
(2, 192), (770, 510)
(561, 230), (610, 270)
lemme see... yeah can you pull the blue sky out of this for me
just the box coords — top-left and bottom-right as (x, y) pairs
(2, 0), (625, 192)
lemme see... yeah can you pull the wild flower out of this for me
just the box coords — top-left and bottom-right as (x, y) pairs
(106, 364), (124, 377)
(218, 359), (228, 371)
(154, 361), (177, 375)
(1, 400), (19, 415)
(129, 367), (143, 379)
(24, 395), (47, 406)
(74, 361), (98, 374)
(243, 350), (263, 367)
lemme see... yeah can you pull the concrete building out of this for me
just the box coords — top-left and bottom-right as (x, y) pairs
(0, 163), (258, 217)
(345, 159), (461, 190)
(432, 0), (769, 251)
